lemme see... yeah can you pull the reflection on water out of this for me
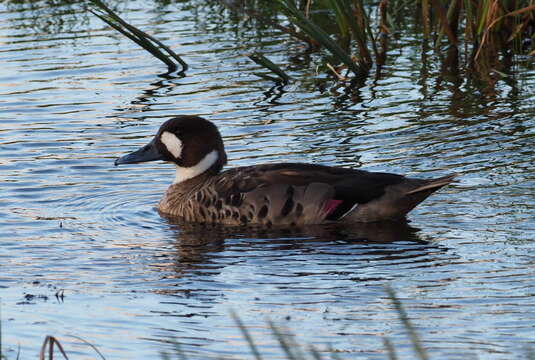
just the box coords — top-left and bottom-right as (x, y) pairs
(0, 0), (534, 359)
(144, 221), (452, 358)
(164, 220), (431, 278)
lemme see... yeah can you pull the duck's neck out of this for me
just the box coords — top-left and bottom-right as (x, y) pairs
(173, 150), (219, 184)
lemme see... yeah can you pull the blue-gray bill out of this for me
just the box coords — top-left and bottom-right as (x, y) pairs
(114, 139), (164, 166)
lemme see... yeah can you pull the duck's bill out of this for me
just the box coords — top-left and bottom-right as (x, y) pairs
(114, 139), (164, 166)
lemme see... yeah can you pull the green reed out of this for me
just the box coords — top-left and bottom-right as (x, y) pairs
(89, 0), (188, 74)
(248, 52), (292, 83)
(277, 0), (367, 76)
(250, 0), (534, 83)
(84, 0), (533, 84)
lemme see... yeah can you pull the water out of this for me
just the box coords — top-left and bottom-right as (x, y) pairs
(1, 1), (534, 359)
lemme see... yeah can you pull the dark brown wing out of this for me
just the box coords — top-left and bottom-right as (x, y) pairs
(213, 165), (336, 225)
(212, 163), (405, 223)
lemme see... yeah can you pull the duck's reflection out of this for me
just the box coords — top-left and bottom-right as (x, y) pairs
(161, 218), (442, 274)
(147, 219), (450, 352)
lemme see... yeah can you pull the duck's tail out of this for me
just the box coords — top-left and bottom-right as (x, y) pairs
(405, 173), (457, 195)
(342, 173), (457, 222)
(398, 173), (457, 214)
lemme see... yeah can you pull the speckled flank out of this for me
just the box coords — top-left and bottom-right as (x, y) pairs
(158, 171), (335, 226)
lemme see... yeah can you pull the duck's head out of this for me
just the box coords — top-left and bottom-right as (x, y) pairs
(115, 116), (227, 183)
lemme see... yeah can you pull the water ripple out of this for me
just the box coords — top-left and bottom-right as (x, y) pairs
(1, 0), (534, 359)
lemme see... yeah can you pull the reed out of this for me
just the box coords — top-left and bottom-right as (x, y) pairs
(5, 288), (535, 359)
(8, 287), (432, 360)
(231, 309), (264, 360)
(384, 285), (429, 360)
(422, 0), (430, 40)
(383, 337), (399, 360)
(248, 52), (292, 83)
(89, 0), (188, 74)
(67, 335), (106, 360)
(39, 336), (68, 360)
(276, 0), (367, 76)
(474, 2), (535, 59)
(262, 0), (378, 79)
(84, 0), (533, 83)
(251, 0), (534, 83)
(423, 0), (534, 79)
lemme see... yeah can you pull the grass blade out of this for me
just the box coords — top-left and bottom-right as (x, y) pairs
(477, 0), (492, 36)
(383, 337), (399, 360)
(327, 0), (350, 50)
(159, 338), (187, 360)
(248, 52), (291, 83)
(89, 0), (187, 73)
(268, 319), (303, 360)
(276, 0), (365, 76)
(39, 336), (69, 360)
(67, 335), (106, 360)
(422, 0), (430, 40)
(141, 31), (189, 72)
(475, 3), (535, 60)
(309, 345), (324, 360)
(222, 0), (316, 47)
(463, 0), (475, 42)
(385, 285), (429, 360)
(231, 310), (263, 360)
(336, 0), (373, 68)
(430, 0), (458, 46)
(90, 10), (175, 69)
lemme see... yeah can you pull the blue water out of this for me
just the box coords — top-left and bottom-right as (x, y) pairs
(1, 1), (534, 359)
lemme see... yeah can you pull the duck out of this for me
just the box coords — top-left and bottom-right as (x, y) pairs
(115, 115), (456, 226)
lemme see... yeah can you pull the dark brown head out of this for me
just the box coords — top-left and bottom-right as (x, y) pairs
(115, 116), (227, 182)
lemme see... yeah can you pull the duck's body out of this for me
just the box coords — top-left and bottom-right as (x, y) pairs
(115, 116), (456, 226)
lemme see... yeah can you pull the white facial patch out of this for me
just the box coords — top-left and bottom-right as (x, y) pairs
(160, 131), (183, 159)
(174, 150), (219, 184)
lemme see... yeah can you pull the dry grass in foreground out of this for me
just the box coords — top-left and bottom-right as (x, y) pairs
(2, 286), (533, 359)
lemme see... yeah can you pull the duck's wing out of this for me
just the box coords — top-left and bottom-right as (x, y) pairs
(212, 163), (405, 225)
(212, 165), (336, 225)
(214, 163), (455, 223)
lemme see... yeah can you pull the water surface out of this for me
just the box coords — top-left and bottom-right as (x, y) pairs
(1, 1), (534, 359)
